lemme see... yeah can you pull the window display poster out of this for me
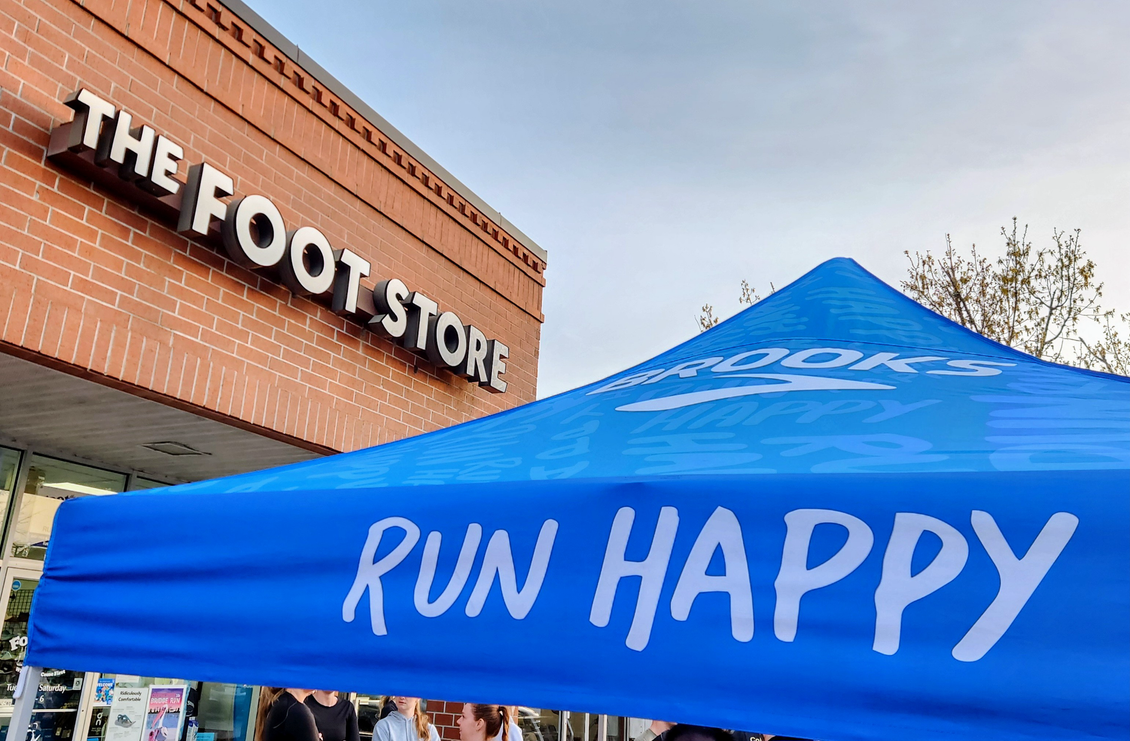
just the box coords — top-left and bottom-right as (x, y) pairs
(95, 678), (115, 705)
(105, 687), (148, 741)
(145, 687), (188, 741)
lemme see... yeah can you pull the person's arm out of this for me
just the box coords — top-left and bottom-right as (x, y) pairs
(287, 703), (322, 741)
(346, 704), (359, 741)
(428, 725), (439, 741)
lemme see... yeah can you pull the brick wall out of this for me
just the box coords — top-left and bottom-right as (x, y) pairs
(0, 0), (546, 454)
(426, 700), (462, 741)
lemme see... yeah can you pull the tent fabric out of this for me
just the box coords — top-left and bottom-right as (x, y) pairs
(26, 258), (1129, 741)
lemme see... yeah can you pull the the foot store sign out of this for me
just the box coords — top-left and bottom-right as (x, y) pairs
(48, 89), (510, 393)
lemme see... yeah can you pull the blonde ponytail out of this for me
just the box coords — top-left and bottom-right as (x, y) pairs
(414, 700), (431, 741)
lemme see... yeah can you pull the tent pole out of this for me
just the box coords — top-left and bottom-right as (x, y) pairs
(5, 665), (42, 741)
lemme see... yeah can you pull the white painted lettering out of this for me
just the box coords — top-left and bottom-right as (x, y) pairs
(873, 513), (969, 655)
(466, 520), (558, 619)
(642, 358), (724, 384)
(712, 348), (789, 373)
(775, 509), (874, 642)
(590, 506), (679, 651)
(781, 348), (865, 369)
(928, 360), (1016, 377)
(588, 370), (664, 395)
(951, 510), (1078, 661)
(862, 399), (941, 423)
(414, 524), (483, 618)
(670, 507), (754, 642)
(342, 517), (421, 636)
(849, 352), (946, 373)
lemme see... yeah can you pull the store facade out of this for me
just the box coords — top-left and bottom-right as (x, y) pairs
(1, 0), (554, 739)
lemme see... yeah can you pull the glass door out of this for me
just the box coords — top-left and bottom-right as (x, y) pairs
(0, 568), (86, 741)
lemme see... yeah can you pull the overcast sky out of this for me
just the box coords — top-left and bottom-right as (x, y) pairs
(247, 0), (1130, 398)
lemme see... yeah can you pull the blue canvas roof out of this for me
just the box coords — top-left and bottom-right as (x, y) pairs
(171, 256), (1129, 491)
(24, 258), (1130, 741)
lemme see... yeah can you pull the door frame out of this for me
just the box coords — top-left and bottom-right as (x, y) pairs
(0, 566), (98, 741)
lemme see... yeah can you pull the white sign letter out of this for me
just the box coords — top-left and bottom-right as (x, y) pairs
(63, 88), (117, 151)
(466, 520), (558, 619)
(590, 506), (679, 651)
(873, 512), (968, 655)
(342, 517), (421, 636)
(414, 524), (483, 618)
(670, 507), (754, 642)
(177, 162), (233, 237)
(951, 510), (1078, 662)
(775, 509), (874, 642)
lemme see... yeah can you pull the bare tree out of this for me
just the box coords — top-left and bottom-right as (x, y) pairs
(1079, 311), (1130, 376)
(904, 218), (1127, 372)
(697, 280), (774, 331)
(697, 305), (720, 332)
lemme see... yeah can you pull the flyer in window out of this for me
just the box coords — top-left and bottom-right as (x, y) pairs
(95, 677), (115, 705)
(144, 686), (189, 741)
(105, 687), (148, 741)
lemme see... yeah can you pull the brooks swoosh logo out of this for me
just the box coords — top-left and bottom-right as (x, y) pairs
(615, 373), (896, 412)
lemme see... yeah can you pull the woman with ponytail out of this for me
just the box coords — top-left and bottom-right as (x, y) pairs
(255, 689), (320, 741)
(456, 705), (512, 741)
(374, 697), (439, 741)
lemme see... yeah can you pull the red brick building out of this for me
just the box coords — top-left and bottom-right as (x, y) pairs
(0, 0), (553, 738)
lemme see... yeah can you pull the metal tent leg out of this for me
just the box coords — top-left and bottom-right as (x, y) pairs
(5, 665), (42, 741)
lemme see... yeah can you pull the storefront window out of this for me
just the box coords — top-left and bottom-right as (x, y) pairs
(518, 708), (566, 741)
(128, 479), (167, 492)
(86, 675), (187, 741)
(85, 678), (255, 741)
(0, 576), (85, 741)
(0, 447), (22, 541)
(10, 456), (126, 560)
(196, 683), (256, 741)
(355, 695), (392, 741)
(563, 712), (595, 741)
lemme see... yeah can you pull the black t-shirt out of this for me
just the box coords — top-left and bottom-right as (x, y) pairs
(263, 693), (321, 741)
(305, 696), (360, 741)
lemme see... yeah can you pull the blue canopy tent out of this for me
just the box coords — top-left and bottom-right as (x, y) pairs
(9, 258), (1129, 741)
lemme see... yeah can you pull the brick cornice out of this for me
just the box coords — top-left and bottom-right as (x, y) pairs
(68, 0), (546, 323)
(177, 0), (546, 281)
